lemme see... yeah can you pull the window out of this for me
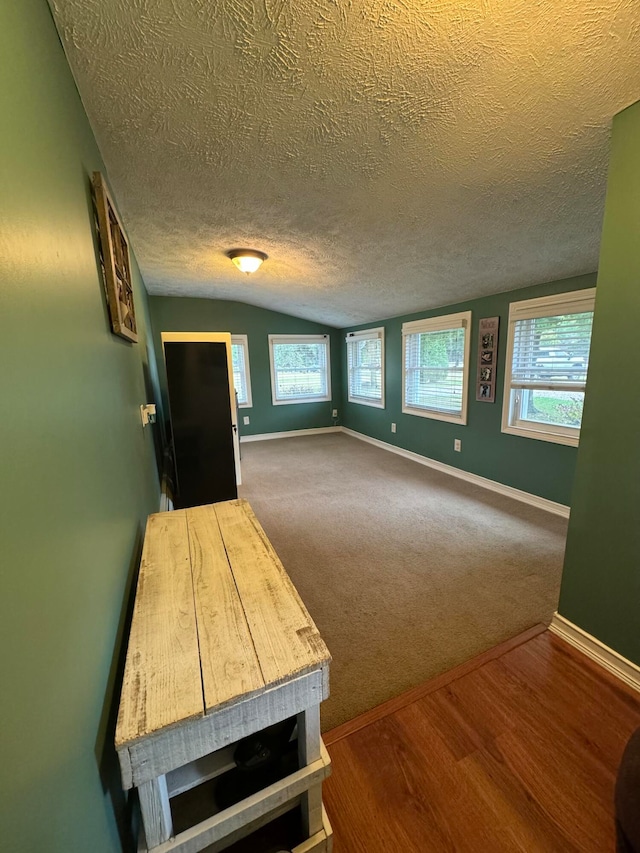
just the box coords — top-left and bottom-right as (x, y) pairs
(402, 311), (472, 424)
(346, 327), (385, 408)
(231, 335), (252, 407)
(268, 334), (331, 405)
(502, 288), (595, 446)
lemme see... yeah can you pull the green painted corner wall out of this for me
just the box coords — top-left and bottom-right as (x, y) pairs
(0, 2), (160, 851)
(150, 275), (596, 506)
(559, 100), (640, 665)
(148, 296), (342, 436)
(338, 273), (597, 506)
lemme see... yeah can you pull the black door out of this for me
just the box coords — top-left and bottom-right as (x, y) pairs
(164, 342), (237, 509)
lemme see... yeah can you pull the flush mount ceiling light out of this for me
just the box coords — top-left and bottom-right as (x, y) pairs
(227, 248), (267, 274)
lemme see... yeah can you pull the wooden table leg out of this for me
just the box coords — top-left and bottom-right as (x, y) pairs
(297, 705), (324, 838)
(138, 775), (173, 849)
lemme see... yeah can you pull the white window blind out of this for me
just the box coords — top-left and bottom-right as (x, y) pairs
(231, 336), (251, 407)
(511, 314), (593, 388)
(269, 335), (331, 405)
(502, 288), (596, 446)
(402, 312), (471, 424)
(346, 327), (384, 407)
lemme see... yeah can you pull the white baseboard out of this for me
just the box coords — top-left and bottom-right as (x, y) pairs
(341, 427), (570, 518)
(239, 424), (570, 517)
(549, 613), (640, 695)
(240, 426), (341, 443)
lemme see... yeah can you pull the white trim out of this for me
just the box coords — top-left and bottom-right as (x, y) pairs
(346, 326), (385, 409)
(348, 397), (385, 409)
(231, 335), (252, 408)
(402, 311), (470, 335)
(160, 332), (230, 343)
(239, 425), (570, 517)
(509, 287), (596, 321)
(501, 422), (580, 447)
(160, 331), (242, 487)
(345, 326), (384, 343)
(549, 613), (640, 695)
(240, 427), (341, 443)
(341, 427), (570, 517)
(402, 310), (472, 426)
(268, 334), (332, 406)
(159, 476), (174, 513)
(501, 288), (595, 446)
(400, 403), (467, 425)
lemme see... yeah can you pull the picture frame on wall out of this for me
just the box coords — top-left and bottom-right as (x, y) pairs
(476, 316), (499, 402)
(92, 171), (138, 343)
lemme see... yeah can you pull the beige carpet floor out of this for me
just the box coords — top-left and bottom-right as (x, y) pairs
(238, 433), (568, 732)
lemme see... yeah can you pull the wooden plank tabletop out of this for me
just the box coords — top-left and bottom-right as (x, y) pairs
(215, 501), (330, 690)
(116, 500), (330, 751)
(186, 504), (264, 712)
(116, 512), (203, 749)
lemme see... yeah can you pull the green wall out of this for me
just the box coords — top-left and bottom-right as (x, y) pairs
(151, 273), (595, 505)
(558, 101), (640, 664)
(149, 297), (342, 436)
(0, 2), (160, 851)
(339, 274), (597, 506)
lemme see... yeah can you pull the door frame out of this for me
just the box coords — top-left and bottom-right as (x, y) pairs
(160, 332), (242, 487)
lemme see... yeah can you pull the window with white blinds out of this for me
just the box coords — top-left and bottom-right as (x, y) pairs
(402, 311), (472, 424)
(346, 327), (385, 408)
(269, 334), (331, 405)
(231, 335), (252, 407)
(502, 288), (596, 446)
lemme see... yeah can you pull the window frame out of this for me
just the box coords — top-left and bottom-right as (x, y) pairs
(346, 326), (385, 409)
(401, 311), (472, 425)
(231, 335), (252, 408)
(501, 288), (596, 447)
(268, 334), (332, 406)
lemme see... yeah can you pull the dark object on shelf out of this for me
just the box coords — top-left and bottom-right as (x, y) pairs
(223, 808), (302, 853)
(217, 719), (299, 811)
(616, 727), (640, 852)
(215, 745), (298, 811)
(234, 718), (298, 772)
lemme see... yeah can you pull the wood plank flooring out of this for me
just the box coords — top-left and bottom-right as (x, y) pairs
(323, 631), (640, 852)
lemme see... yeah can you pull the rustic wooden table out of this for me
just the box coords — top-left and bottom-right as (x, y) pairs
(115, 499), (333, 853)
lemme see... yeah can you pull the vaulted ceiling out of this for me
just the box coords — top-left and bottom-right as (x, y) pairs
(51, 0), (640, 327)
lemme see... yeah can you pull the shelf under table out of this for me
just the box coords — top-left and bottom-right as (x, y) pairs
(116, 499), (332, 853)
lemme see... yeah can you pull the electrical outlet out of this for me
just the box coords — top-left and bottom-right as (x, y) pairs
(140, 404), (156, 427)
(243, 416), (250, 425)
(454, 438), (461, 452)
(391, 423), (397, 433)
(332, 409), (338, 418)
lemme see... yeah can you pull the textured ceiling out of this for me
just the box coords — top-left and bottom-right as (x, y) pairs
(51, 0), (640, 327)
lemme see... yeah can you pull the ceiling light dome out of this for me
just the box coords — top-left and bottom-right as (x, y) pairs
(227, 249), (267, 274)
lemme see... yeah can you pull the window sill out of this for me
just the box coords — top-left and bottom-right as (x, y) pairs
(402, 405), (467, 425)
(501, 424), (579, 447)
(271, 396), (331, 406)
(348, 396), (385, 409)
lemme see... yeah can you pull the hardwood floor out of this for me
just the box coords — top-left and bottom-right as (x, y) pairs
(323, 631), (640, 852)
